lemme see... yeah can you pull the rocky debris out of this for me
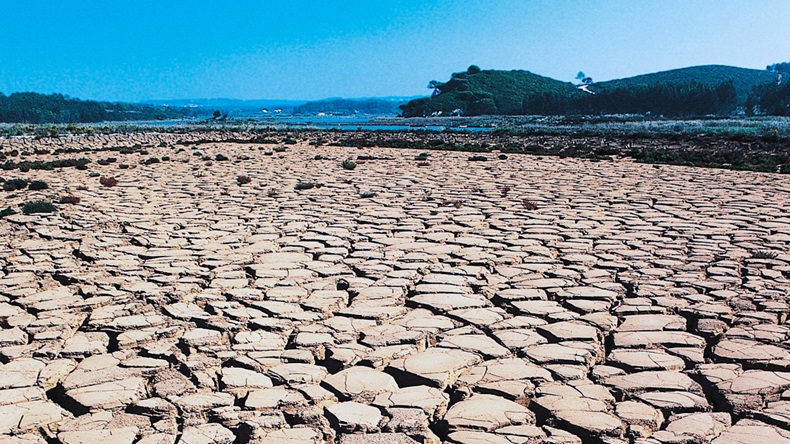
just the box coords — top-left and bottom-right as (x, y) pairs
(533, 380), (624, 439)
(453, 357), (552, 403)
(322, 365), (399, 402)
(373, 385), (450, 422)
(648, 412), (730, 443)
(387, 348), (482, 389)
(443, 394), (534, 432)
(60, 355), (147, 411)
(0, 131), (789, 443)
(696, 363), (790, 415)
(325, 401), (383, 432)
(710, 419), (790, 444)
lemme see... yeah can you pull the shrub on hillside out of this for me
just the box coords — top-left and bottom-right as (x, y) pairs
(342, 159), (357, 170)
(59, 196), (81, 205)
(99, 176), (118, 187)
(0, 207), (16, 218)
(22, 200), (56, 214)
(522, 199), (538, 210)
(752, 250), (779, 260)
(294, 181), (323, 190)
(3, 178), (27, 191)
(28, 180), (48, 190)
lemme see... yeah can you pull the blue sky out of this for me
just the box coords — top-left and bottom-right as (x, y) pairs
(1, 0), (788, 102)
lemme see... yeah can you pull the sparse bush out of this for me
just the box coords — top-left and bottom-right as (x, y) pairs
(267, 188), (279, 197)
(498, 154), (508, 160)
(415, 152), (430, 161)
(59, 196), (81, 205)
(144, 157), (160, 165)
(89, 172), (100, 177)
(28, 180), (48, 190)
(100, 176), (119, 187)
(282, 138), (297, 145)
(342, 159), (357, 170)
(215, 154), (229, 161)
(360, 191), (377, 198)
(236, 175), (252, 185)
(119, 164), (129, 169)
(522, 199), (538, 210)
(274, 146), (287, 152)
(161, 156), (170, 161)
(22, 200), (56, 214)
(0, 207), (16, 218)
(264, 151), (273, 156)
(753, 250), (779, 260)
(468, 155), (488, 161)
(295, 181), (323, 190)
(3, 178), (28, 191)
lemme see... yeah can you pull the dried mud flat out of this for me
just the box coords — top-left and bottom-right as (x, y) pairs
(1, 132), (790, 444)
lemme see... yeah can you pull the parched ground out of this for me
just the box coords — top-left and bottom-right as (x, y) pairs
(1, 132), (790, 444)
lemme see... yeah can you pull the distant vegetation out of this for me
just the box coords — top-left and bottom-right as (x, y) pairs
(592, 65), (776, 103)
(526, 79), (738, 116)
(401, 64), (785, 118)
(746, 63), (790, 116)
(400, 66), (579, 117)
(294, 98), (409, 115)
(0, 92), (191, 123)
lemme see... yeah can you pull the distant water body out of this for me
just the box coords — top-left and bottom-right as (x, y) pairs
(129, 115), (493, 132)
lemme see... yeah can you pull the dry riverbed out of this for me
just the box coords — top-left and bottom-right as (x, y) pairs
(0, 132), (789, 443)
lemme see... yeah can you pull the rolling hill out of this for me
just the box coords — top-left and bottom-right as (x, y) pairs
(401, 64), (782, 117)
(592, 65), (777, 103)
(399, 66), (583, 117)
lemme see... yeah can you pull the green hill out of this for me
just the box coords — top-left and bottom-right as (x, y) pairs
(401, 64), (781, 117)
(399, 66), (582, 117)
(593, 65), (777, 103)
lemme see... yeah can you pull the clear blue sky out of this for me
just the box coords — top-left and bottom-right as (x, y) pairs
(2, 0), (788, 102)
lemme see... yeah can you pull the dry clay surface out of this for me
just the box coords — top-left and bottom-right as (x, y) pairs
(1, 132), (790, 444)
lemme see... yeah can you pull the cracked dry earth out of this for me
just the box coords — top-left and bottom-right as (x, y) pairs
(1, 133), (790, 444)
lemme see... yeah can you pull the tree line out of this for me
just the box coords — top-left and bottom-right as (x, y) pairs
(745, 64), (790, 116)
(0, 92), (190, 123)
(523, 80), (738, 116)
